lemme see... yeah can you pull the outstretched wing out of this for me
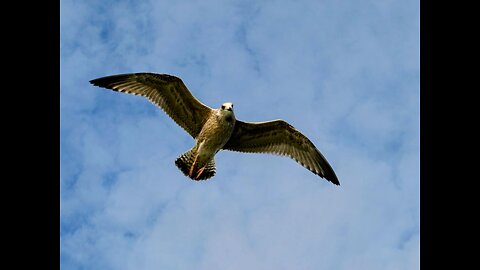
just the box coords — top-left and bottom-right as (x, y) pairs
(223, 120), (339, 185)
(90, 73), (212, 138)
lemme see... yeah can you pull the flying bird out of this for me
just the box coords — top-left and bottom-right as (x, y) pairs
(90, 73), (339, 185)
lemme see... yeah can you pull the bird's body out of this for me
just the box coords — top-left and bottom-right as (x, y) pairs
(176, 103), (236, 180)
(90, 72), (340, 185)
(197, 104), (236, 154)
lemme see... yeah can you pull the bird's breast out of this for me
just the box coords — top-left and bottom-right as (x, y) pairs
(196, 114), (235, 154)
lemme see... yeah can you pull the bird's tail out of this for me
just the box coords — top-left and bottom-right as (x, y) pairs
(175, 148), (216, 180)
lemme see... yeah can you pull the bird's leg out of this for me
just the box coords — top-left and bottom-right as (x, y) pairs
(189, 153), (199, 177)
(195, 166), (206, 179)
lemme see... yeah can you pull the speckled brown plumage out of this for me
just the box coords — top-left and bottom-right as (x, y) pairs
(90, 72), (339, 185)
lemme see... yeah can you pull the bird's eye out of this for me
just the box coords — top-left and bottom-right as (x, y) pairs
(221, 105), (225, 110)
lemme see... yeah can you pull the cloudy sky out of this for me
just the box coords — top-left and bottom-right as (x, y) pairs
(60, 0), (419, 269)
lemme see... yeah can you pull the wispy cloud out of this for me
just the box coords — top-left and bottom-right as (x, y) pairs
(61, 0), (419, 269)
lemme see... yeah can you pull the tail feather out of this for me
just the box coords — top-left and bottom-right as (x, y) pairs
(175, 149), (216, 180)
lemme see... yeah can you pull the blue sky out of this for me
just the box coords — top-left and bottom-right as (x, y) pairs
(60, 0), (419, 269)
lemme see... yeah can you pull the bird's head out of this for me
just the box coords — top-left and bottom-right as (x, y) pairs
(220, 102), (234, 112)
(218, 102), (235, 123)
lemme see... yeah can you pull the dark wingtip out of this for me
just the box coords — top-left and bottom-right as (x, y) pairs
(324, 171), (340, 186)
(89, 78), (99, 85)
(89, 74), (126, 88)
(331, 178), (340, 186)
(89, 77), (111, 88)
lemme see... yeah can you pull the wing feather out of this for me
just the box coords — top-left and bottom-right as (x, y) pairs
(90, 73), (212, 138)
(223, 120), (339, 185)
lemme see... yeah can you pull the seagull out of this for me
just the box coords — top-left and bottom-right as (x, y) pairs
(90, 73), (339, 185)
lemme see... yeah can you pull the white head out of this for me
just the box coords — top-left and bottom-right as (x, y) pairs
(218, 102), (235, 123)
(220, 102), (234, 112)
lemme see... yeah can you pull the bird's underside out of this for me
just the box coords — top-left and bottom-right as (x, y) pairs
(90, 72), (340, 185)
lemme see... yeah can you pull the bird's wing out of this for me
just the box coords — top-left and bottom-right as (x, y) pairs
(223, 120), (339, 185)
(90, 73), (213, 138)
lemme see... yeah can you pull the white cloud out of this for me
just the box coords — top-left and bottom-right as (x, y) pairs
(61, 0), (419, 269)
